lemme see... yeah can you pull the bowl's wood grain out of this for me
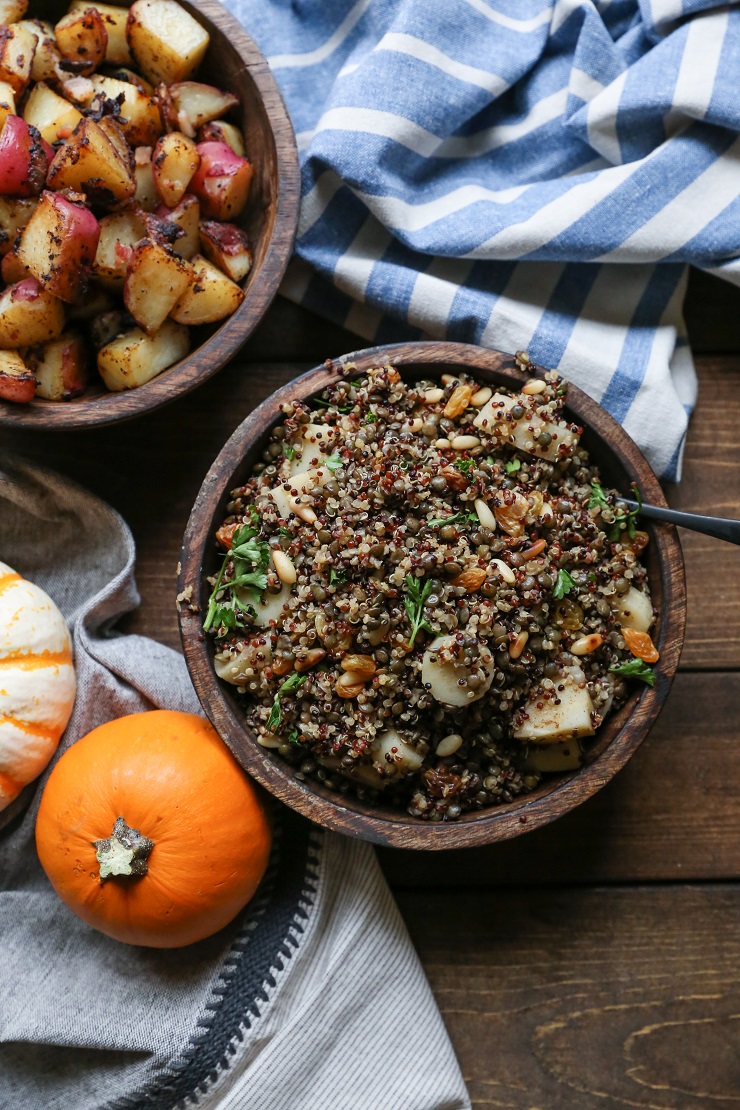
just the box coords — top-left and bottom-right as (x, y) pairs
(178, 341), (687, 849)
(0, 0), (299, 430)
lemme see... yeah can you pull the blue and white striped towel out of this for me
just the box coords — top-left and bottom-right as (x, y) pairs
(227, 0), (740, 479)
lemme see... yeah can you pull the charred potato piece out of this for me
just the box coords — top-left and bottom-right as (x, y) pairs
(190, 140), (252, 220)
(170, 253), (244, 325)
(93, 207), (146, 287)
(199, 220), (252, 283)
(0, 22), (37, 95)
(0, 279), (64, 348)
(18, 190), (100, 303)
(54, 7), (108, 75)
(152, 130), (199, 207)
(0, 348), (35, 403)
(47, 116), (135, 205)
(1, 243), (31, 283)
(126, 0), (209, 86)
(0, 81), (15, 132)
(0, 116), (49, 197)
(155, 192), (198, 258)
(69, 1), (132, 65)
(0, 195), (37, 256)
(197, 119), (245, 158)
(97, 317), (189, 389)
(23, 81), (82, 144)
(89, 74), (162, 146)
(123, 236), (193, 333)
(133, 145), (158, 209)
(161, 81), (237, 135)
(19, 19), (62, 83)
(27, 330), (88, 400)
(0, 0), (29, 21)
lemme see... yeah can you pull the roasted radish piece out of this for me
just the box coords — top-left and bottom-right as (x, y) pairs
(0, 116), (48, 196)
(126, 0), (209, 85)
(197, 119), (245, 158)
(152, 131), (199, 207)
(93, 208), (146, 287)
(170, 253), (243, 325)
(199, 220), (252, 283)
(97, 317), (189, 389)
(47, 116), (135, 205)
(0, 0), (29, 21)
(164, 81), (237, 134)
(0, 23), (37, 95)
(0, 348), (34, 403)
(54, 8), (108, 75)
(155, 193), (198, 258)
(0, 82), (15, 132)
(0, 195), (36, 255)
(89, 74), (162, 146)
(0, 279), (64, 348)
(190, 141), (252, 220)
(124, 237), (193, 333)
(23, 82), (82, 144)
(27, 331), (88, 400)
(19, 190), (100, 303)
(69, 1), (132, 65)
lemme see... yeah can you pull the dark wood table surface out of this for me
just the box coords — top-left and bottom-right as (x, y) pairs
(4, 268), (739, 1107)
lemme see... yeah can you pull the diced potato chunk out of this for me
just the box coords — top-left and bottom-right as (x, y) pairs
(23, 81), (82, 144)
(124, 237), (193, 334)
(0, 81), (15, 132)
(514, 677), (595, 744)
(152, 130), (199, 207)
(0, 348), (34, 403)
(27, 331), (87, 400)
(474, 392), (578, 462)
(155, 193), (199, 258)
(0, 196), (37, 256)
(269, 466), (331, 520)
(164, 81), (238, 133)
(199, 220), (252, 283)
(69, 1), (132, 65)
(54, 8), (108, 74)
(97, 318), (189, 389)
(370, 728), (425, 776)
(198, 119), (245, 157)
(524, 740), (583, 773)
(18, 189), (100, 302)
(133, 146), (158, 210)
(288, 423), (335, 476)
(170, 253), (244, 325)
(47, 117), (135, 206)
(126, 0), (210, 85)
(0, 23), (37, 95)
(248, 583), (291, 629)
(613, 586), (653, 634)
(89, 74), (162, 146)
(93, 208), (146, 287)
(20, 19), (61, 83)
(421, 634), (494, 707)
(0, 0), (29, 22)
(0, 279), (64, 347)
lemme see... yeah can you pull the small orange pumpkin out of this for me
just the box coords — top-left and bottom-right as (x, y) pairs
(35, 710), (271, 948)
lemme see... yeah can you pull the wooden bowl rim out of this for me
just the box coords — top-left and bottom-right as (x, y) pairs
(178, 340), (686, 850)
(0, 0), (300, 431)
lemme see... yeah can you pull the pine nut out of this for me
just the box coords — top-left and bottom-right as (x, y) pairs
(474, 499), (497, 530)
(423, 388), (444, 404)
(451, 435), (480, 450)
(290, 499), (317, 524)
(509, 631), (529, 659)
(405, 417), (424, 432)
(471, 387), (492, 407)
(570, 633), (604, 656)
(272, 549), (297, 584)
(522, 379), (547, 395)
(434, 437), (451, 449)
(258, 735), (282, 749)
(539, 500), (555, 523)
(337, 669), (367, 689)
(441, 373), (457, 385)
(436, 733), (462, 757)
(491, 558), (516, 584)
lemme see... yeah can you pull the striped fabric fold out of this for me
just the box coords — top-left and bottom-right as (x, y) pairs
(226, 0), (740, 479)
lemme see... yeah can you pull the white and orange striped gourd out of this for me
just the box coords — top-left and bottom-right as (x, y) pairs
(0, 560), (76, 812)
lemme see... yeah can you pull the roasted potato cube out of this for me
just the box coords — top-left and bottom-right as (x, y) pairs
(190, 141), (252, 220)
(199, 220), (252, 283)
(126, 0), (209, 85)
(23, 82), (82, 144)
(0, 116), (48, 196)
(18, 19), (62, 83)
(162, 81), (238, 135)
(198, 119), (245, 158)
(1, 243), (31, 283)
(133, 145), (158, 210)
(170, 253), (244, 325)
(152, 131), (199, 208)
(0, 195), (36, 255)
(104, 63), (152, 94)
(69, 1), (132, 65)
(0, 23), (37, 95)
(0, 0), (29, 21)
(155, 192), (198, 258)
(89, 74), (162, 147)
(27, 331), (88, 400)
(124, 237), (193, 333)
(18, 190), (100, 303)
(514, 677), (596, 744)
(0, 81), (15, 132)
(93, 207), (146, 286)
(0, 279), (64, 347)
(0, 347), (34, 403)
(47, 116), (135, 206)
(54, 7), (108, 75)
(97, 318), (189, 389)
(96, 114), (133, 170)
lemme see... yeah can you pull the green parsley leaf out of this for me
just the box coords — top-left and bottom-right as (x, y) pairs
(505, 458), (521, 475)
(427, 511), (478, 529)
(283, 445), (296, 461)
(267, 672), (308, 732)
(609, 486), (643, 542)
(404, 573), (433, 649)
(454, 458), (474, 476)
(326, 453), (343, 473)
(588, 481), (609, 512)
(609, 658), (655, 686)
(288, 728), (301, 745)
(278, 526), (291, 537)
(203, 524), (270, 635)
(247, 506), (259, 526)
(329, 569), (345, 585)
(364, 411), (377, 424)
(553, 568), (577, 600)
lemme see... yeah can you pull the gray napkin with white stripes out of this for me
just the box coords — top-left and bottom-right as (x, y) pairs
(0, 456), (469, 1110)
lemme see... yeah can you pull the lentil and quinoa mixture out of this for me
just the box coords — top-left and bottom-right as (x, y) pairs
(203, 355), (660, 822)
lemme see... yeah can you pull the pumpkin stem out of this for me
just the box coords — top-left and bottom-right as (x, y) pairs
(94, 817), (154, 881)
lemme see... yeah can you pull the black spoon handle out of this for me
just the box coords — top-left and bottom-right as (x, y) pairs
(622, 499), (740, 546)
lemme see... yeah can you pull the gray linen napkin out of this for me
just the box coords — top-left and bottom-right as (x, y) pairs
(0, 456), (470, 1110)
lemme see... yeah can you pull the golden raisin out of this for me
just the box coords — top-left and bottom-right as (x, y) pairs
(554, 598), (584, 631)
(450, 567), (487, 591)
(622, 627), (659, 662)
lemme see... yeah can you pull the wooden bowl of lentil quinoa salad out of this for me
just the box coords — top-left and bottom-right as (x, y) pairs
(178, 341), (686, 849)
